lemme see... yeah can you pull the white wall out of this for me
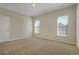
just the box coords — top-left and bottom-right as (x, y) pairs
(0, 15), (10, 42)
(0, 7), (32, 42)
(10, 15), (32, 40)
(77, 4), (79, 48)
(34, 5), (76, 44)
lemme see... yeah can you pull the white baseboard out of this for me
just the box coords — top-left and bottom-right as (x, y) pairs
(34, 34), (76, 45)
(10, 34), (32, 41)
(0, 34), (32, 43)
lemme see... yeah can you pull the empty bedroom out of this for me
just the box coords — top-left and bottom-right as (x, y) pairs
(0, 3), (79, 55)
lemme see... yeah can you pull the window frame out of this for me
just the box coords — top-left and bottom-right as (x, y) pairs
(34, 19), (40, 34)
(57, 15), (69, 37)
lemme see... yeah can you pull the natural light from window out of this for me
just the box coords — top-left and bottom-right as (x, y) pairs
(57, 16), (68, 37)
(34, 20), (40, 33)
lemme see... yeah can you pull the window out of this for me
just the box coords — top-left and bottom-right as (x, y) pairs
(57, 16), (68, 37)
(34, 20), (40, 33)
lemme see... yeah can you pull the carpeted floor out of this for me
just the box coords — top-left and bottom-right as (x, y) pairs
(0, 37), (79, 55)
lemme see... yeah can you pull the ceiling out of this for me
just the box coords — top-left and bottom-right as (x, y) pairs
(0, 3), (75, 16)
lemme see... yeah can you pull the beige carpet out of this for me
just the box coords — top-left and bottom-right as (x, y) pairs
(0, 37), (79, 55)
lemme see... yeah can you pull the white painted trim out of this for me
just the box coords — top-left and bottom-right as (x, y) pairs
(34, 34), (75, 45)
(37, 36), (75, 45)
(0, 34), (32, 43)
(10, 34), (32, 41)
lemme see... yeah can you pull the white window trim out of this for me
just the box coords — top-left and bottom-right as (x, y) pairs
(34, 20), (40, 33)
(57, 15), (69, 37)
